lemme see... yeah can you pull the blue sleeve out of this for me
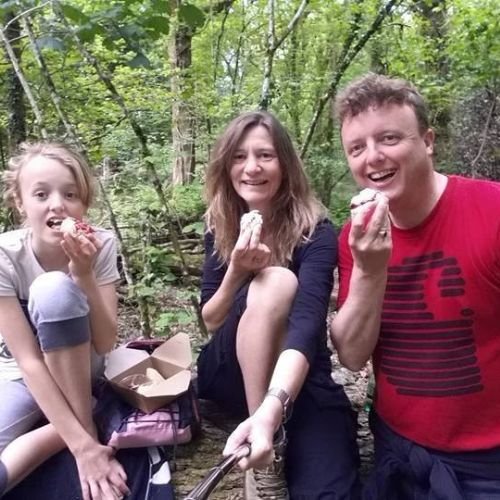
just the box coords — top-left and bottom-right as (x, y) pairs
(283, 220), (338, 365)
(200, 231), (227, 309)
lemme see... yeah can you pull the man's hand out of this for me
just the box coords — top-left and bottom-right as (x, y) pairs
(349, 195), (392, 275)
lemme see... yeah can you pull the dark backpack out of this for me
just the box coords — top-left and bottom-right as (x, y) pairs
(4, 446), (175, 500)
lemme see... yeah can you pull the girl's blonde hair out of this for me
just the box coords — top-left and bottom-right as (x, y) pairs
(3, 142), (96, 212)
(205, 111), (326, 265)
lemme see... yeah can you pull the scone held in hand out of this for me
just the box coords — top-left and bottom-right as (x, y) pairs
(240, 210), (263, 232)
(60, 217), (94, 236)
(350, 188), (382, 214)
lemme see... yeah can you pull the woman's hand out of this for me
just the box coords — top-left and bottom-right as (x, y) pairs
(223, 414), (276, 471)
(223, 393), (283, 470)
(349, 195), (392, 276)
(230, 224), (271, 275)
(74, 441), (130, 500)
(61, 233), (102, 280)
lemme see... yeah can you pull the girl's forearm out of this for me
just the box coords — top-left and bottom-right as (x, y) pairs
(20, 359), (95, 452)
(73, 275), (117, 354)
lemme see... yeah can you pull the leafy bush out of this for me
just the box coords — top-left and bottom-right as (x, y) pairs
(168, 181), (206, 223)
(306, 146), (356, 228)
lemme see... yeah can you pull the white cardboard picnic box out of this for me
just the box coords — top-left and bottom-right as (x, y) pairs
(105, 332), (192, 413)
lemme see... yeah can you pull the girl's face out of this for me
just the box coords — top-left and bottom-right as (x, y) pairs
(229, 125), (283, 216)
(16, 155), (87, 249)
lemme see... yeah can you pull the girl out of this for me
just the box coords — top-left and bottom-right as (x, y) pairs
(0, 143), (129, 500)
(197, 112), (361, 499)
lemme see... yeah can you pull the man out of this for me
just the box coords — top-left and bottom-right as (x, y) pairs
(330, 73), (500, 499)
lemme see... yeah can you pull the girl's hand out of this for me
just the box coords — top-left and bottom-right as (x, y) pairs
(74, 441), (130, 500)
(349, 195), (392, 276)
(61, 232), (102, 280)
(230, 224), (271, 274)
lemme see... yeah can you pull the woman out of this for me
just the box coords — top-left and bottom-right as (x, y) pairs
(197, 111), (361, 499)
(0, 142), (129, 500)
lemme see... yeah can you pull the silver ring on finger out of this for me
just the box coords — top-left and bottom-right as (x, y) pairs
(379, 228), (388, 238)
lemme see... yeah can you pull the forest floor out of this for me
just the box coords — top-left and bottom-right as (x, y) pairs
(117, 285), (374, 499)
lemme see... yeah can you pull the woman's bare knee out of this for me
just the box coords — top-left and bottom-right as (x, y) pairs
(247, 267), (298, 310)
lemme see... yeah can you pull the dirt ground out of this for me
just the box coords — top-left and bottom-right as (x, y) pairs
(117, 291), (374, 499)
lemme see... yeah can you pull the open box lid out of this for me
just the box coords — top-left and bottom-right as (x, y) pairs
(104, 332), (192, 381)
(151, 332), (192, 369)
(105, 345), (148, 380)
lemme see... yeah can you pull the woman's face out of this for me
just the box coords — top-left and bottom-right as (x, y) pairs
(16, 155), (87, 249)
(230, 125), (283, 215)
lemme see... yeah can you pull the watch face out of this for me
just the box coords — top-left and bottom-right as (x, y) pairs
(267, 388), (293, 423)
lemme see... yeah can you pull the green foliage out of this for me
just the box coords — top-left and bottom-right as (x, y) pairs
(155, 309), (195, 334)
(179, 3), (205, 29)
(0, 0), (25, 14)
(330, 177), (355, 230)
(1, 0), (499, 336)
(306, 145), (356, 229)
(35, 35), (65, 51)
(447, 0), (500, 91)
(168, 182), (206, 223)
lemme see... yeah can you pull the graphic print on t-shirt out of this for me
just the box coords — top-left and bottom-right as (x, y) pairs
(0, 300), (35, 381)
(0, 338), (21, 380)
(379, 250), (483, 397)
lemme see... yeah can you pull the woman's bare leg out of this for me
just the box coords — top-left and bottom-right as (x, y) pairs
(236, 267), (298, 414)
(1, 423), (64, 491)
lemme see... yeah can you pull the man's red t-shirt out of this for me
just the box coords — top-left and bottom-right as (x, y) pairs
(338, 175), (500, 452)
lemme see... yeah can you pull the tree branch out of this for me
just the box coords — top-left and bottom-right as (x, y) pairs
(259, 0), (310, 109)
(212, 3), (232, 84)
(300, 0), (401, 158)
(273, 0), (309, 52)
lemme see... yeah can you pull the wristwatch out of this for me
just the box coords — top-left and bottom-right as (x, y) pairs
(266, 387), (293, 423)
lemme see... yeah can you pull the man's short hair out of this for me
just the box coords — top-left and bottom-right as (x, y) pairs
(335, 73), (430, 133)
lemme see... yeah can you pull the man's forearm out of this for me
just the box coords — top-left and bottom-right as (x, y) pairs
(331, 267), (387, 371)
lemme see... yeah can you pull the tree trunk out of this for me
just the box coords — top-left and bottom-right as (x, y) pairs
(169, 1), (195, 186)
(1, 19), (47, 140)
(415, 0), (450, 144)
(4, 11), (26, 152)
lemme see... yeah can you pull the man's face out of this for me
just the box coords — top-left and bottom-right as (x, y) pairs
(341, 103), (434, 210)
